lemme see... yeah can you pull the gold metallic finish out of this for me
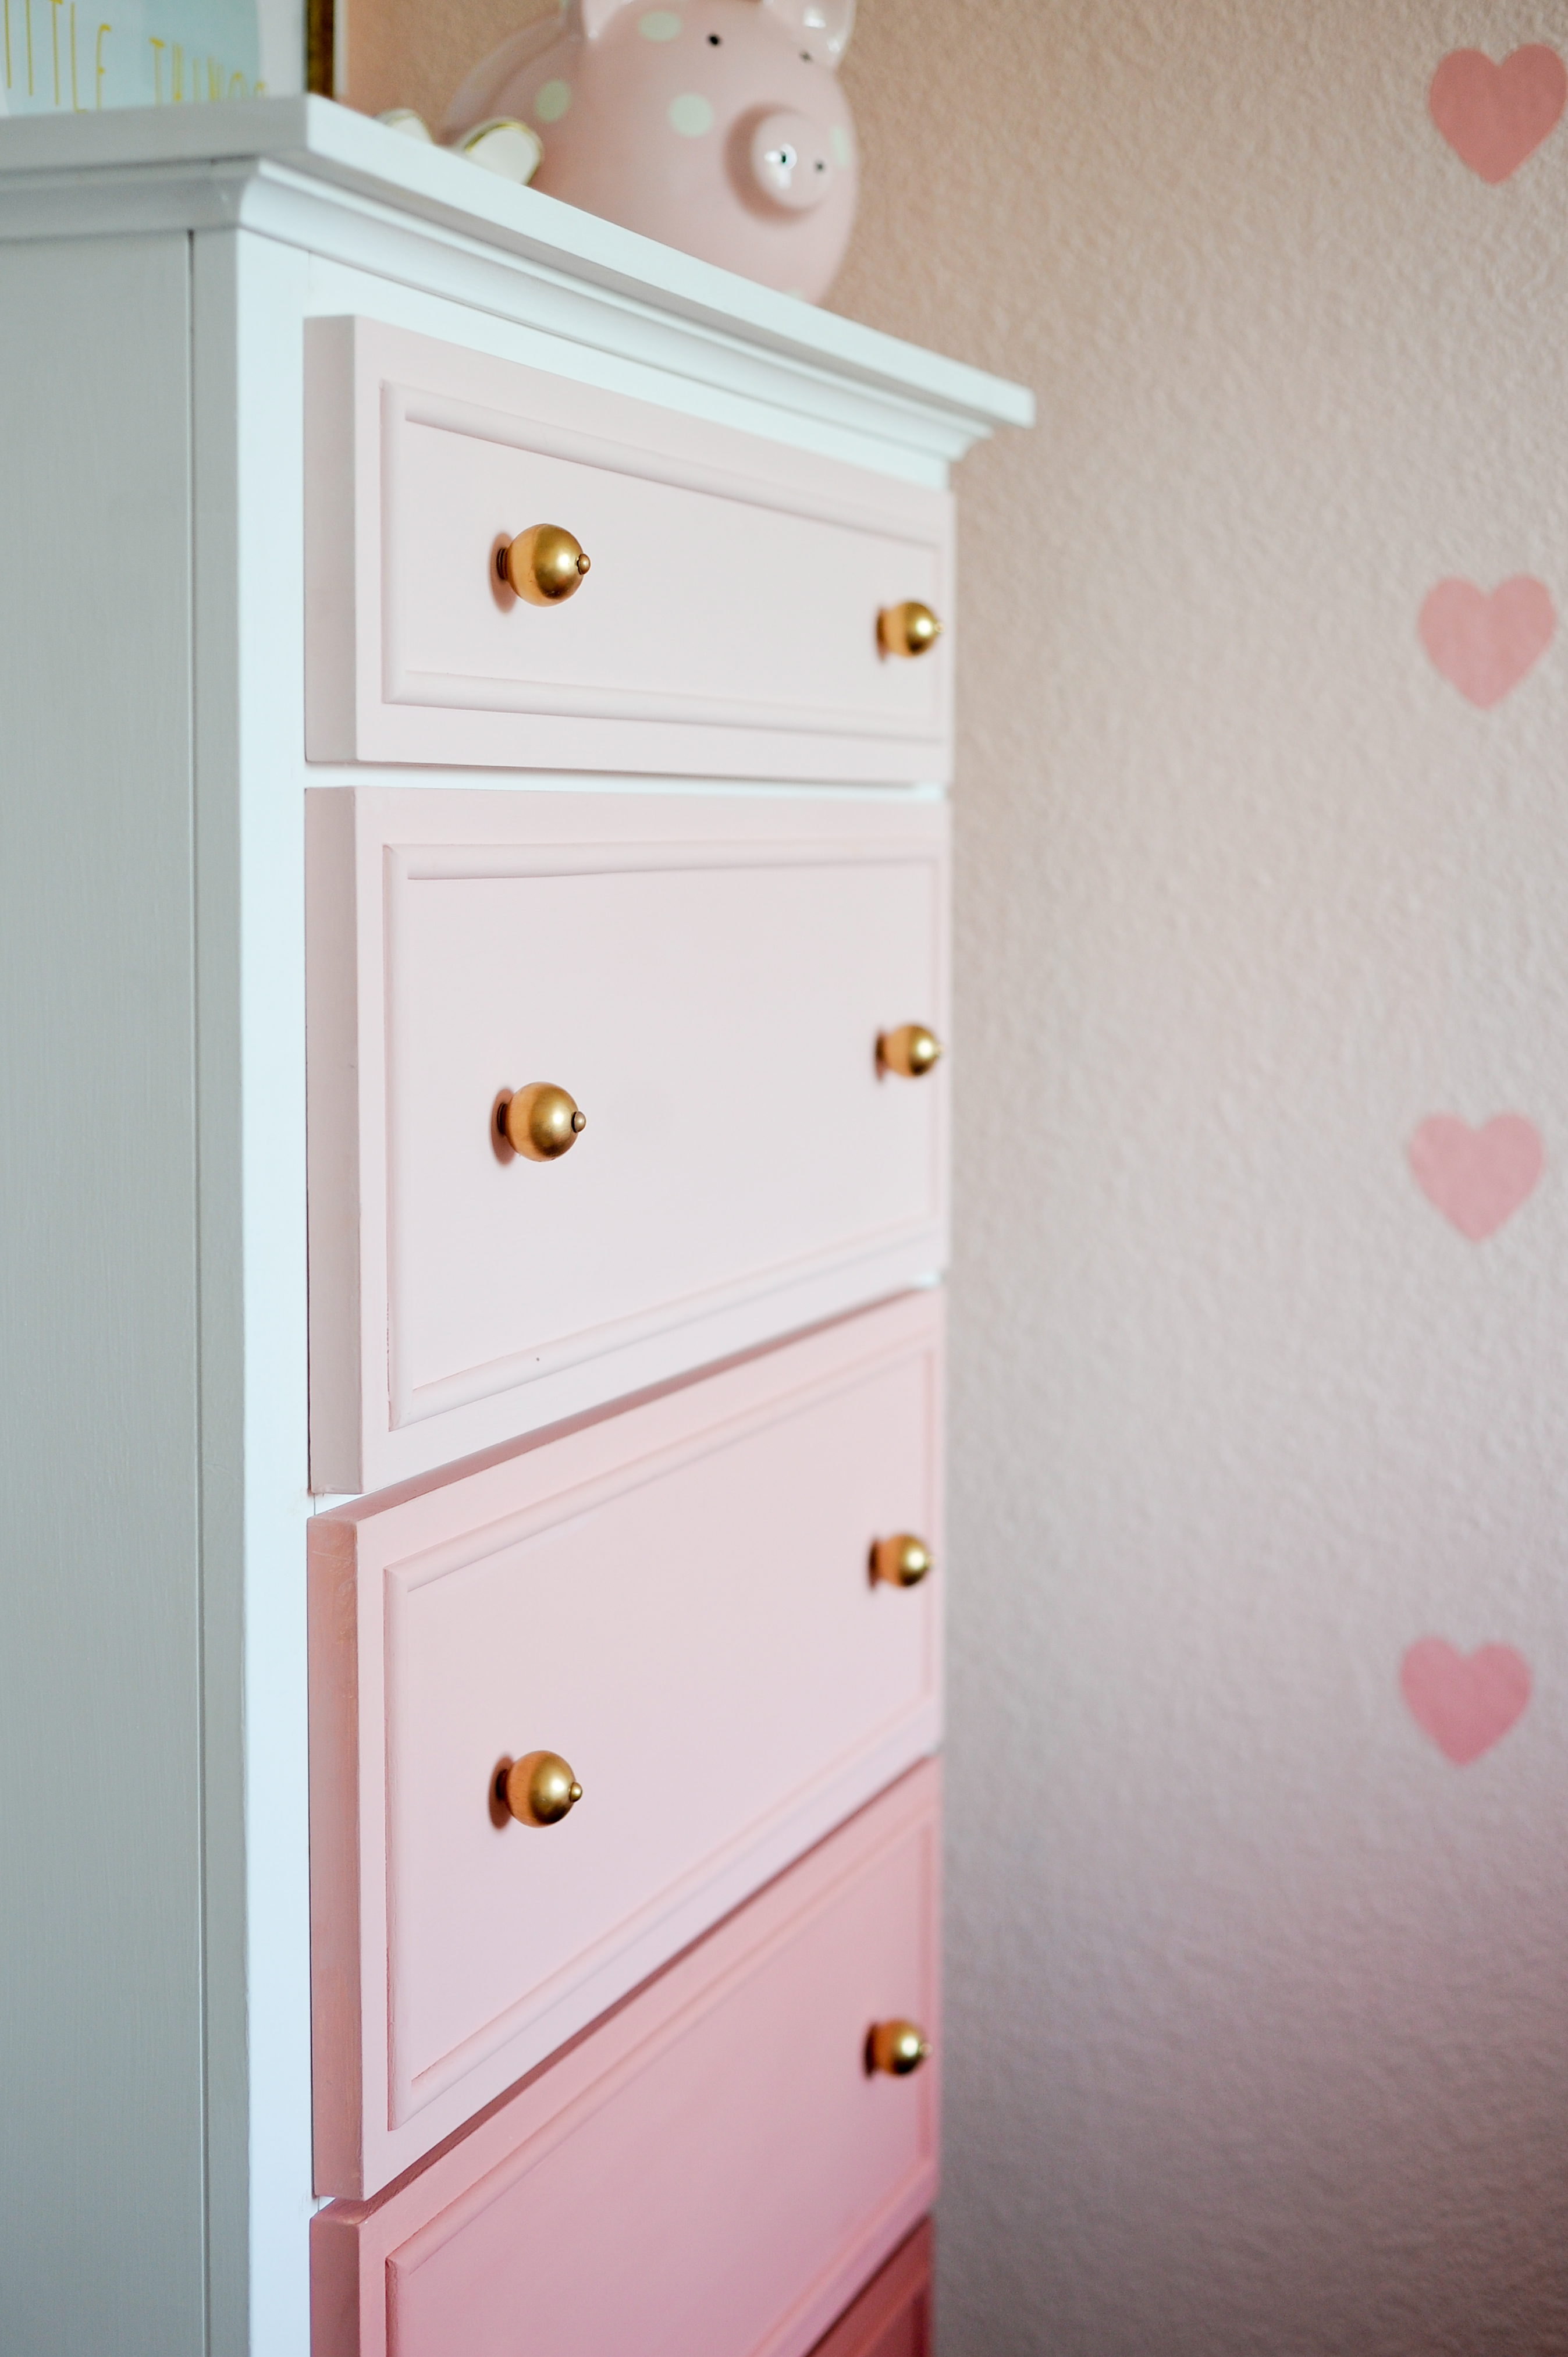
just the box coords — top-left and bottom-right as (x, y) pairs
(497, 1751), (583, 1828)
(498, 524), (592, 605)
(877, 600), (941, 659)
(499, 1083), (586, 1161)
(870, 1534), (933, 1590)
(876, 1024), (943, 1079)
(306, 0), (335, 95)
(866, 2020), (933, 2077)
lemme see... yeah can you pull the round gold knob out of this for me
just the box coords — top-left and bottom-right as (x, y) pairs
(866, 2020), (932, 2077)
(498, 524), (592, 605)
(877, 601), (941, 659)
(499, 1083), (586, 1161)
(870, 1534), (933, 1590)
(497, 1751), (583, 1828)
(877, 1025), (943, 1079)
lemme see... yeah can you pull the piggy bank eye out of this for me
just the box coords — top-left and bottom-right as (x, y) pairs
(707, 30), (721, 41)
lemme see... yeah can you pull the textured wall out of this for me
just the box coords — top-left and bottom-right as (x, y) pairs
(343, 5), (1568, 2349)
(834, 8), (1568, 2351)
(343, 0), (545, 122)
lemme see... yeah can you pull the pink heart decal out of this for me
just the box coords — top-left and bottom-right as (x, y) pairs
(1418, 577), (1555, 706)
(1401, 1639), (1531, 1765)
(1408, 1114), (1543, 1240)
(1430, 45), (1567, 182)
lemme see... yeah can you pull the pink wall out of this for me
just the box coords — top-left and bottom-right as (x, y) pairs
(348, 3), (1568, 2347)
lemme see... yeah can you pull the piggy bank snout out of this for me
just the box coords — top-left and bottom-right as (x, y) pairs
(746, 109), (835, 211)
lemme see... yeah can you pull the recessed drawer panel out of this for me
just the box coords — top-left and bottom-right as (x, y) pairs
(304, 317), (954, 783)
(311, 1762), (939, 2357)
(309, 1293), (944, 2197)
(306, 789), (948, 1495)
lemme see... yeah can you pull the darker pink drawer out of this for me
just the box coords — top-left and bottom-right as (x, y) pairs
(310, 1293), (943, 2196)
(305, 787), (948, 1494)
(304, 315), (954, 784)
(812, 2223), (932, 2357)
(311, 1762), (940, 2357)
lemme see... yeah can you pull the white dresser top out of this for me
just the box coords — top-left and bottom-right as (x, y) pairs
(0, 97), (1032, 472)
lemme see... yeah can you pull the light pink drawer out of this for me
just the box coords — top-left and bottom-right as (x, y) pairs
(304, 315), (954, 784)
(312, 1761), (940, 2357)
(306, 787), (948, 1495)
(310, 1292), (943, 2196)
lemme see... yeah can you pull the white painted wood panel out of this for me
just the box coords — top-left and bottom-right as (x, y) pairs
(0, 101), (1032, 481)
(0, 231), (205, 2357)
(193, 221), (318, 2357)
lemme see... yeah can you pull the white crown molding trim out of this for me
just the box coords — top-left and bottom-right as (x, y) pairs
(0, 97), (1033, 470)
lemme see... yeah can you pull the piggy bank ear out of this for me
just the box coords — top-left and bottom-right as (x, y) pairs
(762, 0), (855, 68)
(577, 0), (639, 33)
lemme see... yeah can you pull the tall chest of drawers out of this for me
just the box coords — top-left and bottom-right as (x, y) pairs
(0, 99), (1028, 2357)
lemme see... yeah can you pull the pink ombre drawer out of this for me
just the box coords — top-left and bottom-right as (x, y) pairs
(304, 315), (954, 784)
(310, 1293), (943, 2196)
(812, 2223), (932, 2357)
(311, 1761), (940, 2357)
(306, 787), (948, 1495)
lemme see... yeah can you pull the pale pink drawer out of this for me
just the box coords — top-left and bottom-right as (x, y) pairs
(311, 1761), (940, 2357)
(306, 787), (948, 1495)
(304, 316), (954, 784)
(309, 1292), (943, 2196)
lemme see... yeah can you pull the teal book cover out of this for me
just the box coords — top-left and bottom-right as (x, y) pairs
(1, 0), (301, 112)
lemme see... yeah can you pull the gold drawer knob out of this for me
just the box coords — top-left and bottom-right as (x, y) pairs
(877, 601), (941, 659)
(498, 524), (592, 605)
(866, 2019), (933, 2077)
(877, 1024), (943, 1079)
(499, 1083), (586, 1161)
(497, 1751), (583, 1828)
(870, 1534), (933, 1589)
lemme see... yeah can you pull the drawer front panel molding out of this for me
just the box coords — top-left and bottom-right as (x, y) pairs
(310, 1292), (944, 2196)
(305, 316), (955, 783)
(311, 1760), (940, 2357)
(306, 788), (950, 1495)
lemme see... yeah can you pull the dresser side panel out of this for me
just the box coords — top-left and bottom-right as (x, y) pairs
(0, 232), (205, 2357)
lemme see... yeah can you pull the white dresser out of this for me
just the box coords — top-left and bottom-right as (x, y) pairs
(0, 98), (1027, 2356)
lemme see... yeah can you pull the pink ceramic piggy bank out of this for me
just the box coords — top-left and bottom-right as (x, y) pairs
(445, 0), (859, 300)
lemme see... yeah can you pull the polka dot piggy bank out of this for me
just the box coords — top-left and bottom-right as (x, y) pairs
(444, 0), (859, 300)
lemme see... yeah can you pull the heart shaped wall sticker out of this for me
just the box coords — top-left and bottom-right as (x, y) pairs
(1430, 46), (1567, 182)
(1401, 1640), (1531, 1764)
(1408, 1115), (1544, 1240)
(1418, 578), (1555, 707)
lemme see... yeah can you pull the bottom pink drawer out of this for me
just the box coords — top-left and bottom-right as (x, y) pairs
(312, 1762), (940, 2357)
(810, 2221), (931, 2357)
